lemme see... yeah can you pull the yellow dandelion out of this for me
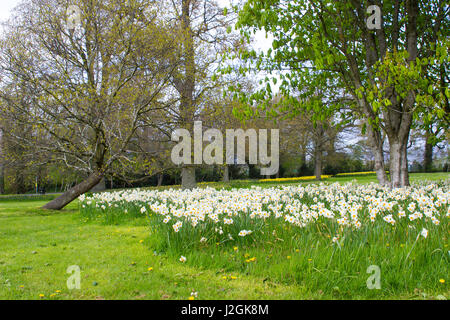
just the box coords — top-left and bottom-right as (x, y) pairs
(287, 256), (291, 259)
(139, 240), (144, 244)
(39, 294), (45, 298)
(230, 276), (237, 280)
(233, 246), (238, 251)
(439, 279), (445, 284)
(188, 296), (195, 300)
(148, 267), (153, 271)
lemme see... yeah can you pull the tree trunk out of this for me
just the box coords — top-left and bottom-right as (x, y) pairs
(313, 124), (324, 181)
(222, 165), (229, 182)
(157, 173), (163, 187)
(42, 170), (104, 210)
(389, 140), (402, 188)
(181, 166), (196, 189)
(90, 177), (106, 192)
(314, 148), (322, 180)
(400, 140), (410, 187)
(15, 170), (26, 194)
(0, 163), (4, 194)
(301, 152), (306, 165)
(366, 123), (389, 186)
(178, 0), (197, 190)
(423, 129), (433, 172)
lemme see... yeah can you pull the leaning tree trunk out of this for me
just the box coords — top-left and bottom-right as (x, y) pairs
(42, 170), (104, 210)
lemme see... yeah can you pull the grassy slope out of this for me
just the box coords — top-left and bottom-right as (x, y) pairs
(0, 172), (449, 300)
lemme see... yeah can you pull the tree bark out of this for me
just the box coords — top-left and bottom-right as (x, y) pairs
(181, 166), (196, 189)
(157, 173), (163, 187)
(314, 147), (322, 181)
(423, 129), (433, 172)
(15, 170), (26, 194)
(42, 170), (104, 210)
(222, 165), (229, 182)
(389, 140), (402, 188)
(179, 0), (197, 189)
(90, 177), (106, 192)
(0, 163), (4, 194)
(366, 123), (389, 186)
(400, 139), (410, 187)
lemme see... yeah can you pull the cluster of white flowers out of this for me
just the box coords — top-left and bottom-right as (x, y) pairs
(238, 230), (253, 237)
(79, 181), (449, 240)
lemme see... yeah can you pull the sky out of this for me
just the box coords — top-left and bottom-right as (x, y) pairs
(0, 0), (21, 23)
(0, 0), (273, 52)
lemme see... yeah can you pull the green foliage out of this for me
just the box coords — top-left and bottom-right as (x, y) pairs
(225, 0), (449, 144)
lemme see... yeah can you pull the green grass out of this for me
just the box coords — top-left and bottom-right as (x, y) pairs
(0, 201), (307, 299)
(0, 172), (449, 300)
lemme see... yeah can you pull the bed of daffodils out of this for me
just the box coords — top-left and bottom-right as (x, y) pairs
(79, 180), (449, 252)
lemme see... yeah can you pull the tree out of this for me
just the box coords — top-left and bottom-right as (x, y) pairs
(164, 0), (238, 189)
(0, 0), (179, 209)
(230, 0), (449, 187)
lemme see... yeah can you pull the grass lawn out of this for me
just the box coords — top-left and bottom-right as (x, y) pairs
(0, 172), (449, 300)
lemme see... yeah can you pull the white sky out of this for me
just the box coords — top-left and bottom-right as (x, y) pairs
(0, 0), (20, 22)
